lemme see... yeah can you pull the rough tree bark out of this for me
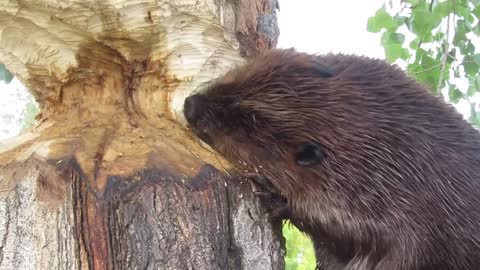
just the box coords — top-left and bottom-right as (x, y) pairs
(0, 0), (283, 269)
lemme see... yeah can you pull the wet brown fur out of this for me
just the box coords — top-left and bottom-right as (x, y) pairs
(183, 48), (480, 270)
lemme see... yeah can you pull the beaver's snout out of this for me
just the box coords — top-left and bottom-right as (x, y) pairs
(184, 94), (207, 126)
(183, 93), (215, 145)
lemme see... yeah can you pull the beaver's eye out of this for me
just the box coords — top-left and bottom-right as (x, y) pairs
(295, 142), (326, 166)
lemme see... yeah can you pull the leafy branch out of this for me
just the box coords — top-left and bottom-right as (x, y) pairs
(368, 0), (480, 125)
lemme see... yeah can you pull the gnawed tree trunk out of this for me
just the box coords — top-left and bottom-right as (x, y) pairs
(0, 0), (283, 269)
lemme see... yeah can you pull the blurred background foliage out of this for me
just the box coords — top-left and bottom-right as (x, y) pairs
(368, 0), (480, 124)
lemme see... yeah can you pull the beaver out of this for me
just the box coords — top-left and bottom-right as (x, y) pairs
(183, 48), (480, 270)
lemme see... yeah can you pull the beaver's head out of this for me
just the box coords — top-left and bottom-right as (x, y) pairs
(183, 48), (442, 198)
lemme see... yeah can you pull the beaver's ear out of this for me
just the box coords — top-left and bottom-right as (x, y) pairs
(295, 142), (327, 167)
(312, 59), (334, 78)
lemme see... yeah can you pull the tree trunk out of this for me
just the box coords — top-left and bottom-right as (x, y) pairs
(0, 0), (283, 269)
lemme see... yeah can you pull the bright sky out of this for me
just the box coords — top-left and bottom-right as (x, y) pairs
(0, 78), (34, 140)
(277, 0), (386, 58)
(0, 0), (475, 141)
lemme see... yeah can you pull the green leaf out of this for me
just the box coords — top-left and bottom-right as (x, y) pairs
(394, 15), (407, 26)
(464, 55), (480, 76)
(0, 63), (14, 83)
(448, 85), (463, 103)
(367, 6), (397, 33)
(473, 4), (480, 20)
(405, 16), (413, 32)
(469, 103), (476, 122)
(464, 18), (473, 31)
(454, 33), (476, 56)
(407, 62), (422, 74)
(407, 0), (424, 5)
(468, 14), (476, 24)
(432, 31), (445, 41)
(473, 23), (480, 35)
(409, 49), (442, 92)
(454, 66), (461, 78)
(382, 31), (409, 62)
(467, 84), (477, 97)
(283, 221), (316, 270)
(453, 20), (469, 48)
(468, 103), (480, 127)
(472, 54), (480, 66)
(447, 48), (456, 64)
(409, 37), (421, 50)
(466, 41), (476, 54)
(458, 0), (469, 7)
(432, 1), (452, 21)
(467, 75), (479, 96)
(456, 5), (473, 18)
(382, 31), (406, 45)
(384, 44), (410, 62)
(409, 41), (417, 50)
(410, 1), (442, 40)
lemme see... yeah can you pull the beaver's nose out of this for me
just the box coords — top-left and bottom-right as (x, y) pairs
(184, 94), (206, 124)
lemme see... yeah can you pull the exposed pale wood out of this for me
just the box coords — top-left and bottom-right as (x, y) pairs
(0, 0), (282, 269)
